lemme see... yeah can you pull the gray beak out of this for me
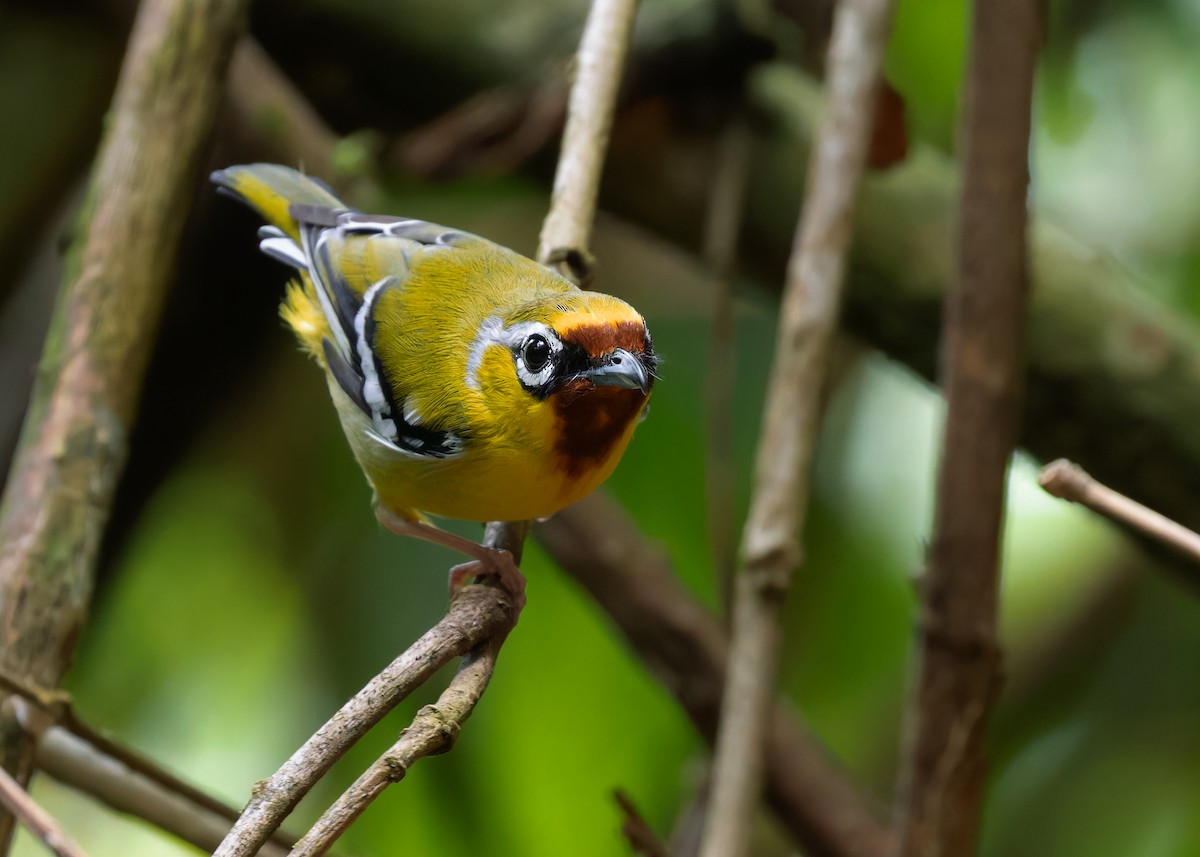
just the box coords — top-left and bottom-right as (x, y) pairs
(587, 348), (651, 395)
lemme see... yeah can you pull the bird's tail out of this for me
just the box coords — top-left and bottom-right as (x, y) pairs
(210, 163), (344, 242)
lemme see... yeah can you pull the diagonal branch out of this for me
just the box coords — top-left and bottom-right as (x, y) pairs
(0, 765), (88, 857)
(892, 1), (1040, 854)
(211, 583), (515, 857)
(537, 495), (893, 857)
(697, 2), (896, 856)
(289, 632), (508, 855)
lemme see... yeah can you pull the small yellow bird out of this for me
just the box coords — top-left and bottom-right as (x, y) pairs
(212, 164), (655, 604)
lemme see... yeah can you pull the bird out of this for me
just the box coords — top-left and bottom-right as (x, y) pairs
(211, 164), (656, 607)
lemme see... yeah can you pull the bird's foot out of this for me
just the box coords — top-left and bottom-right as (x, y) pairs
(448, 548), (527, 614)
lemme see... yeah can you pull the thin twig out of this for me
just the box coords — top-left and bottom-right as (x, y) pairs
(537, 0), (641, 282)
(211, 584), (515, 857)
(290, 634), (507, 855)
(0, 766), (88, 857)
(615, 789), (671, 857)
(703, 118), (753, 615)
(892, 0), (1040, 854)
(698, 2), (895, 856)
(537, 496), (893, 857)
(36, 725), (291, 857)
(1039, 459), (1200, 565)
(0, 0), (248, 848)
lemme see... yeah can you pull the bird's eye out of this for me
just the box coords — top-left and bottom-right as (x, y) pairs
(523, 334), (552, 373)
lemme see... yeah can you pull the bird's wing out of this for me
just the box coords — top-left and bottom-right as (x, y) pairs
(278, 208), (481, 459)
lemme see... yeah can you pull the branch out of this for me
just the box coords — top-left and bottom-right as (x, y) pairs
(36, 723), (291, 857)
(1039, 459), (1200, 566)
(892, 1), (1040, 854)
(291, 633), (507, 855)
(0, 765), (88, 857)
(211, 583), (514, 857)
(699, 2), (895, 856)
(0, 0), (248, 848)
(537, 495), (893, 857)
(536, 0), (640, 280)
(615, 789), (671, 857)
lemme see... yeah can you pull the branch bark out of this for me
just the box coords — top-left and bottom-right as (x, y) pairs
(892, 2), (1040, 854)
(0, 0), (247, 848)
(537, 495), (893, 857)
(211, 583), (514, 857)
(0, 764), (87, 857)
(698, 2), (894, 856)
(290, 632), (507, 855)
(1039, 459), (1200, 566)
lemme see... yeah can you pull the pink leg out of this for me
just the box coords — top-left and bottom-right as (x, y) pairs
(374, 506), (527, 611)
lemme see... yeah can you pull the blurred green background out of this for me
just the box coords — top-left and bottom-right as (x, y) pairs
(4, 0), (1200, 854)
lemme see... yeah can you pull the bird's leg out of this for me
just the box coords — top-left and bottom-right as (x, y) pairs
(374, 506), (527, 612)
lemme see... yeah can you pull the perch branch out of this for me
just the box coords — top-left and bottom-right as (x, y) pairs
(0, 0), (248, 848)
(0, 765), (87, 857)
(892, 1), (1040, 854)
(699, 2), (895, 856)
(537, 495), (893, 857)
(211, 583), (515, 857)
(1039, 459), (1200, 565)
(290, 633), (507, 855)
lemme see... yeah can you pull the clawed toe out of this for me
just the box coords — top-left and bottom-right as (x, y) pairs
(447, 549), (527, 613)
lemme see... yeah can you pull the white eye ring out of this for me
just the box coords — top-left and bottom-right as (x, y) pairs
(509, 323), (562, 389)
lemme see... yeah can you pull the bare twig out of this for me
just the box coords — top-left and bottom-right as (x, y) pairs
(36, 725), (291, 857)
(292, 633), (507, 856)
(537, 0), (641, 282)
(892, 1), (1039, 854)
(1039, 459), (1200, 565)
(0, 0), (248, 848)
(537, 495), (893, 857)
(0, 766), (88, 857)
(703, 118), (753, 614)
(211, 584), (515, 857)
(698, 2), (895, 856)
(615, 789), (672, 857)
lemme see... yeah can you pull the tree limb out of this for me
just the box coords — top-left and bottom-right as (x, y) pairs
(892, 2), (1040, 854)
(289, 632), (507, 855)
(0, 764), (87, 857)
(211, 583), (515, 857)
(537, 495), (893, 857)
(0, 0), (248, 848)
(699, 2), (894, 856)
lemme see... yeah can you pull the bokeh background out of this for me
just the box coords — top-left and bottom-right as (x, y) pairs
(5, 0), (1200, 854)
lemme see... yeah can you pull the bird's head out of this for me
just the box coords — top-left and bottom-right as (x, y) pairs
(469, 290), (656, 480)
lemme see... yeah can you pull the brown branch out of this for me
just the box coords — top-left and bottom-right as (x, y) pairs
(0, 0), (248, 849)
(290, 633), (507, 855)
(536, 0), (641, 281)
(615, 789), (672, 857)
(1039, 459), (1200, 565)
(698, 2), (895, 856)
(892, 1), (1040, 854)
(0, 765), (88, 857)
(36, 722), (292, 857)
(537, 495), (893, 857)
(211, 584), (515, 857)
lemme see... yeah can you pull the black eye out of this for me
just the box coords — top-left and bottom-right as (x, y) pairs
(523, 334), (551, 373)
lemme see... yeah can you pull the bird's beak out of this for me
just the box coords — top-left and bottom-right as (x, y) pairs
(587, 348), (651, 395)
